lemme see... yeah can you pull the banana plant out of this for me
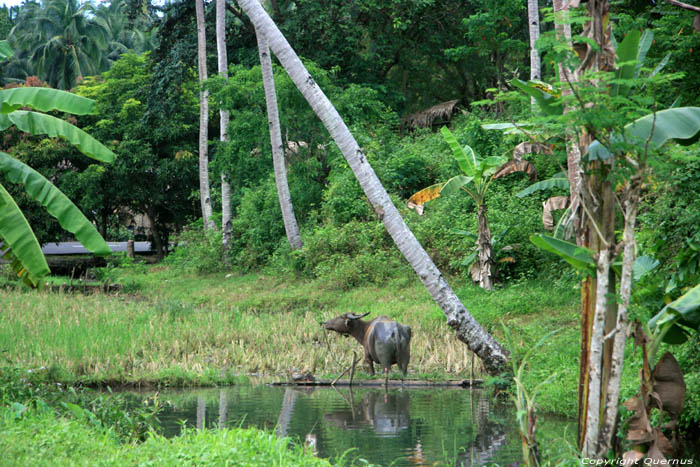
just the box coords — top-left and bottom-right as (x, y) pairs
(0, 40), (114, 287)
(407, 127), (533, 290)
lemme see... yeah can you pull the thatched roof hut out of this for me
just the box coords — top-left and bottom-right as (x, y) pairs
(401, 99), (460, 130)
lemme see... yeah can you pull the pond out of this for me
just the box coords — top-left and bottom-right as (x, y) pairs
(129, 382), (574, 466)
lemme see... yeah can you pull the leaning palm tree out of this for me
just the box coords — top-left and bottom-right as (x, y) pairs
(8, 0), (109, 89)
(234, 0), (508, 375)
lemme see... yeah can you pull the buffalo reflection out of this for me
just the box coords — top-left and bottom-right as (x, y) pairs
(324, 389), (410, 437)
(324, 388), (510, 466)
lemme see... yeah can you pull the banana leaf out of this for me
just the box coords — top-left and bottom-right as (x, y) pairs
(0, 88), (96, 115)
(587, 107), (700, 161)
(0, 111), (114, 163)
(517, 174), (569, 198)
(0, 182), (49, 287)
(0, 40), (12, 60)
(649, 283), (700, 344)
(530, 233), (595, 274)
(611, 29), (641, 97)
(624, 106), (700, 148)
(511, 79), (563, 116)
(439, 175), (473, 197)
(0, 152), (111, 256)
(441, 127), (477, 177)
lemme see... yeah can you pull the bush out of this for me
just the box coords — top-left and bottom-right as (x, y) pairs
(165, 225), (223, 274)
(229, 177), (287, 270)
(291, 220), (407, 289)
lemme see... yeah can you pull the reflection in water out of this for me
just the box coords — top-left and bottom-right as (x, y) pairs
(324, 390), (410, 437)
(148, 384), (572, 466)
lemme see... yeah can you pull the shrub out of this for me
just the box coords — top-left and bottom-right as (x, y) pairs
(165, 225), (223, 274)
(291, 220), (407, 289)
(229, 177), (287, 270)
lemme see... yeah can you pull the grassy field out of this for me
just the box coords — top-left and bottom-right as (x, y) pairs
(0, 263), (604, 417)
(0, 405), (337, 467)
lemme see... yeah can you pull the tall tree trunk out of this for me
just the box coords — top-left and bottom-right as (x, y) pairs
(196, 0), (215, 231)
(596, 178), (641, 456)
(573, 0), (618, 457)
(553, 0), (596, 450)
(476, 204), (494, 291)
(256, 26), (303, 251)
(235, 0), (508, 375)
(527, 0), (541, 106)
(216, 0), (233, 261)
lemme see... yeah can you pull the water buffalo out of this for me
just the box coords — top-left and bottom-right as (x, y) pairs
(322, 312), (411, 384)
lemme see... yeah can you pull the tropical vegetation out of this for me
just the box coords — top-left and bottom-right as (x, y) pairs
(1, 0), (700, 464)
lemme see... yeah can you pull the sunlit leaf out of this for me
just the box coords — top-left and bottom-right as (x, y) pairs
(511, 79), (563, 116)
(408, 183), (445, 206)
(649, 282), (700, 344)
(440, 175), (473, 197)
(611, 29), (641, 97)
(625, 107), (700, 148)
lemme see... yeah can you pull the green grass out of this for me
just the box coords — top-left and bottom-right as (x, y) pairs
(0, 405), (338, 467)
(0, 264), (629, 418)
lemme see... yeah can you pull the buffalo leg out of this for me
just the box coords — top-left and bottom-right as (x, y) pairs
(365, 354), (375, 375)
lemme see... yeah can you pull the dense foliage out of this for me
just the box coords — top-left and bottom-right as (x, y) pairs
(1, 0), (700, 457)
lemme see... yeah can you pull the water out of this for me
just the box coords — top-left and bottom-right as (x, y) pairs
(138, 383), (573, 466)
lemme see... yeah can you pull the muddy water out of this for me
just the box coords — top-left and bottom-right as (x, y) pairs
(141, 383), (573, 466)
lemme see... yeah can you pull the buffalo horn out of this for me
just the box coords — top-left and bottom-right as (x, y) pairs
(348, 312), (370, 320)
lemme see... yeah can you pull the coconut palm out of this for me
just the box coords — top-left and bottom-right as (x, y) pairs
(215, 0), (233, 254)
(94, 0), (155, 63)
(195, 0), (215, 231)
(8, 0), (109, 90)
(527, 0), (541, 83)
(233, 0), (508, 375)
(255, 26), (303, 251)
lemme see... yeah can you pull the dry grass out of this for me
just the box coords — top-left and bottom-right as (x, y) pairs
(0, 266), (578, 389)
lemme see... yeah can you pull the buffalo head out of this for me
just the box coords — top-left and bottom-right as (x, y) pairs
(322, 312), (370, 335)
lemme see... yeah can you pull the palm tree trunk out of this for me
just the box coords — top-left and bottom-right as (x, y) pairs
(196, 0), (215, 231)
(235, 0), (508, 375)
(476, 203), (494, 291)
(527, 0), (541, 106)
(255, 26), (303, 251)
(216, 0), (233, 261)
